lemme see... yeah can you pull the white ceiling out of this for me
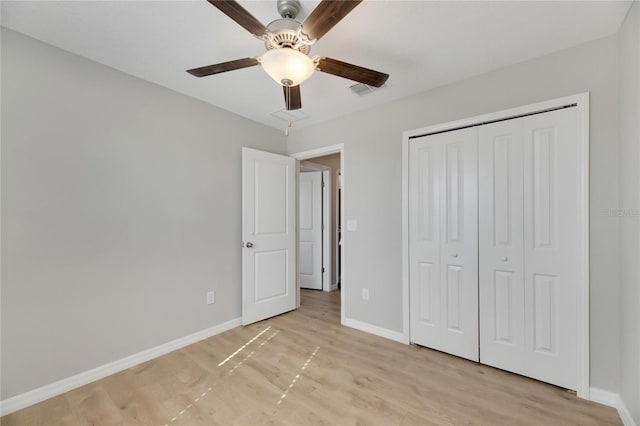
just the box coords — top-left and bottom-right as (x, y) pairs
(1, 1), (631, 130)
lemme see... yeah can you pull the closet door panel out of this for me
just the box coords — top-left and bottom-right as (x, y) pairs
(522, 107), (579, 390)
(409, 140), (442, 347)
(440, 130), (479, 361)
(410, 128), (478, 361)
(479, 119), (525, 372)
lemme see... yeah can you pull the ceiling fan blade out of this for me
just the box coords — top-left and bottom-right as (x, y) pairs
(317, 57), (389, 87)
(207, 0), (267, 38)
(187, 57), (259, 77)
(283, 85), (302, 110)
(301, 0), (362, 41)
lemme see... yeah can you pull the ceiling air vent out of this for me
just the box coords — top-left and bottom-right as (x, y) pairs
(270, 108), (310, 123)
(349, 82), (390, 96)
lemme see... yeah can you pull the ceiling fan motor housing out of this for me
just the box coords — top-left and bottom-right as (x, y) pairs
(264, 18), (311, 54)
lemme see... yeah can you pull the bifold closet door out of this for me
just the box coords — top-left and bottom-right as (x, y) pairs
(478, 119), (526, 372)
(409, 127), (479, 362)
(478, 107), (580, 390)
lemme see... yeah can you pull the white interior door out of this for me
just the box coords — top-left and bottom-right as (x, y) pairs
(479, 107), (579, 390)
(299, 171), (323, 290)
(242, 148), (296, 325)
(409, 127), (479, 361)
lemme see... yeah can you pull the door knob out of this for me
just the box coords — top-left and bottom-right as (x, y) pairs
(452, 253), (458, 258)
(245, 242), (254, 248)
(501, 256), (508, 262)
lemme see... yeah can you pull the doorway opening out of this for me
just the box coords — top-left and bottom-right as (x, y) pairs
(291, 145), (345, 325)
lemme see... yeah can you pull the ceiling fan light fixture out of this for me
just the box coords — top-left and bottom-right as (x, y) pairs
(260, 48), (316, 87)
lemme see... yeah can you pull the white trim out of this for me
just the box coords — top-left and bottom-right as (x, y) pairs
(401, 125), (411, 344)
(575, 92), (591, 399)
(299, 160), (330, 173)
(590, 387), (622, 408)
(322, 170), (332, 292)
(590, 388), (638, 426)
(402, 92), (590, 396)
(0, 317), (242, 416)
(292, 144), (344, 159)
(295, 159), (301, 309)
(291, 144), (345, 325)
(619, 403), (638, 426)
(343, 317), (409, 344)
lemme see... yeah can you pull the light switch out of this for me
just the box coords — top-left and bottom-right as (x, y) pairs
(346, 220), (357, 231)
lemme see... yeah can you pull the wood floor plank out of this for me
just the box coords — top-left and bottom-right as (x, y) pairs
(22, 394), (77, 426)
(64, 383), (123, 426)
(1, 289), (621, 425)
(0, 409), (24, 426)
(100, 370), (167, 425)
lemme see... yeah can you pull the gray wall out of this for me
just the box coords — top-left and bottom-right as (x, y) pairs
(0, 28), (285, 399)
(288, 36), (621, 392)
(618, 2), (640, 423)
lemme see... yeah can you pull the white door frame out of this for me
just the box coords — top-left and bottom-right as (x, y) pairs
(300, 162), (332, 292)
(402, 93), (590, 399)
(291, 144), (345, 324)
(321, 170), (331, 291)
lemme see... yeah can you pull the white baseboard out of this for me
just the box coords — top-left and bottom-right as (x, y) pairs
(590, 387), (638, 426)
(343, 317), (409, 344)
(0, 317), (242, 416)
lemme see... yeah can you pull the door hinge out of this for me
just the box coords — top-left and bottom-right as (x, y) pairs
(321, 224), (325, 231)
(322, 267), (325, 273)
(321, 180), (325, 188)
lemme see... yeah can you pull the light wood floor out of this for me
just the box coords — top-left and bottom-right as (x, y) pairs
(2, 290), (620, 425)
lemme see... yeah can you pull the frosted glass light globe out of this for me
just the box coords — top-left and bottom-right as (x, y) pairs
(261, 48), (315, 87)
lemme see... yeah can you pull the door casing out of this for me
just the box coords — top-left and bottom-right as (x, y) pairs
(291, 144), (345, 325)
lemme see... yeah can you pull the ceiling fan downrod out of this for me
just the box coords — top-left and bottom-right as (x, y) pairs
(277, 0), (301, 19)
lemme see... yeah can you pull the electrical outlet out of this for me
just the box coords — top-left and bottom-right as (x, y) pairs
(362, 288), (369, 301)
(206, 291), (215, 305)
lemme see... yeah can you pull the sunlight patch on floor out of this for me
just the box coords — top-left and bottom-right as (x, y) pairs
(277, 346), (320, 405)
(229, 330), (279, 374)
(218, 326), (272, 367)
(163, 327), (279, 425)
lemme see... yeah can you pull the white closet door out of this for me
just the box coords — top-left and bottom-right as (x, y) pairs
(410, 128), (479, 361)
(478, 119), (526, 372)
(409, 135), (442, 348)
(479, 107), (579, 390)
(522, 107), (579, 389)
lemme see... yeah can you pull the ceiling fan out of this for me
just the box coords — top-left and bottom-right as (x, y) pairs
(187, 0), (389, 111)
